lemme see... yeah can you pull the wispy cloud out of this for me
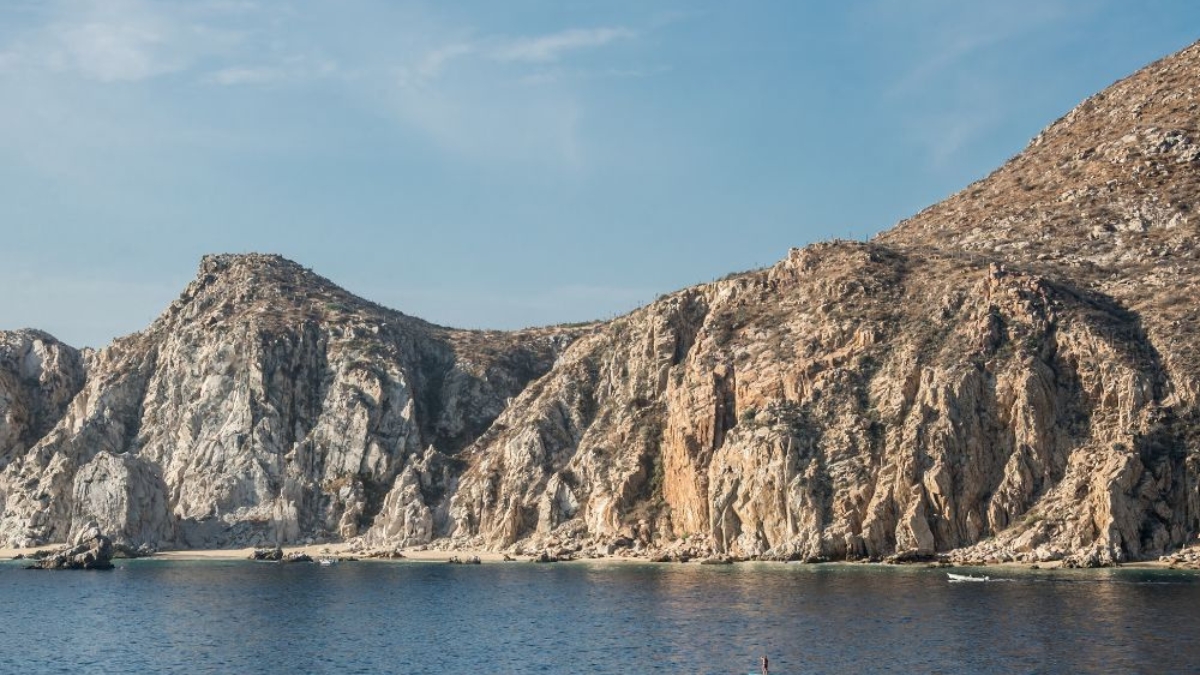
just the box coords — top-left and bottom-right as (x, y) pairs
(515, 64), (671, 87)
(385, 24), (647, 167)
(396, 26), (639, 88)
(919, 108), (1001, 168)
(881, 0), (1074, 97)
(491, 27), (636, 64)
(860, 0), (1081, 166)
(0, 0), (248, 82)
(0, 2), (661, 174)
(387, 81), (586, 167)
(396, 42), (474, 89)
(54, 14), (177, 81)
(204, 56), (337, 86)
(205, 64), (283, 85)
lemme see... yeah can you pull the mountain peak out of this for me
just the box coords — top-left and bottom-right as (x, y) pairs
(879, 38), (1200, 286)
(151, 252), (407, 334)
(197, 252), (325, 287)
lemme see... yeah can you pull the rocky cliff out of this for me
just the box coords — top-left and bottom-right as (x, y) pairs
(0, 330), (86, 470)
(0, 255), (580, 549)
(445, 40), (1200, 566)
(3, 41), (1200, 565)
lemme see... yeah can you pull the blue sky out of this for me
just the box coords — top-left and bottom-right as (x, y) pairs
(1, 1), (1197, 347)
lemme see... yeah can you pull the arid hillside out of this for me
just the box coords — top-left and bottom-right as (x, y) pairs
(2, 41), (1200, 566)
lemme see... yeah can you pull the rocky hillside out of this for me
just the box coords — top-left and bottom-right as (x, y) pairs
(0, 330), (85, 470)
(444, 40), (1200, 566)
(880, 40), (1200, 407)
(0, 254), (582, 549)
(3, 41), (1200, 566)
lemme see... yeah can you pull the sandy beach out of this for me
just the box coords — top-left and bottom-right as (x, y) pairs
(2, 543), (581, 564)
(152, 544), (513, 563)
(3, 542), (1192, 570)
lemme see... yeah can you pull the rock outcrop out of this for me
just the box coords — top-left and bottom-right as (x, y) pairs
(443, 40), (1200, 565)
(0, 255), (582, 549)
(70, 451), (173, 549)
(4, 41), (1200, 565)
(0, 330), (85, 468)
(444, 243), (1194, 566)
(30, 523), (115, 570)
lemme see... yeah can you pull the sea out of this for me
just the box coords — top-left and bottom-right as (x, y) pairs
(1, 558), (1196, 674)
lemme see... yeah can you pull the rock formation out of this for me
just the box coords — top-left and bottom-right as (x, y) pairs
(29, 523), (115, 570)
(4, 41), (1200, 566)
(0, 254), (581, 550)
(445, 40), (1200, 566)
(0, 329), (86, 469)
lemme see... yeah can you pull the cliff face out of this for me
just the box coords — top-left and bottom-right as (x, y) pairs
(445, 41), (1200, 565)
(0, 255), (580, 549)
(0, 330), (85, 469)
(3, 41), (1200, 564)
(446, 243), (1195, 566)
(879, 40), (1200, 412)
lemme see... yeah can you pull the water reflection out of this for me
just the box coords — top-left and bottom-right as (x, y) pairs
(1, 560), (1197, 674)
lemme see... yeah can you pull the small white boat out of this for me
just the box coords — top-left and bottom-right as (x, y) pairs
(318, 557), (338, 566)
(947, 572), (989, 582)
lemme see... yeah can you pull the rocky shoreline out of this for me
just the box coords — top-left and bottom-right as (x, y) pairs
(9, 534), (1200, 571)
(18, 524), (116, 570)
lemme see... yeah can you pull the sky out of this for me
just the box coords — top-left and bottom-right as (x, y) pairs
(1, 1), (1198, 348)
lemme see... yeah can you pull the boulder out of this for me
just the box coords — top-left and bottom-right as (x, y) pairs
(249, 546), (284, 561)
(28, 524), (114, 570)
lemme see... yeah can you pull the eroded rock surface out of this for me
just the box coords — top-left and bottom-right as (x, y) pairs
(0, 330), (85, 468)
(444, 41), (1200, 563)
(445, 243), (1194, 565)
(4, 41), (1200, 564)
(0, 255), (581, 549)
(30, 523), (114, 570)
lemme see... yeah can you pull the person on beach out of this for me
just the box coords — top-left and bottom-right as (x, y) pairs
(761, 654), (769, 674)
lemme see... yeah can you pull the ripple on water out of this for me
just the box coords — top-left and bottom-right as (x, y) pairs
(0, 560), (1197, 673)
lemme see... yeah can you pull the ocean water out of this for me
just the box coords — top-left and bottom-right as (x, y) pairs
(1, 559), (1196, 674)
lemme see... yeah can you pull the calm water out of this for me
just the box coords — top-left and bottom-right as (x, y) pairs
(1, 559), (1197, 674)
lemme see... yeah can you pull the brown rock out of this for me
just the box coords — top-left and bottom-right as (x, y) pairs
(6, 42), (1200, 566)
(29, 524), (114, 570)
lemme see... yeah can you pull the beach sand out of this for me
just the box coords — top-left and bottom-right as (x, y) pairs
(156, 544), (515, 563)
(2, 543), (1188, 569)
(2, 543), (578, 564)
